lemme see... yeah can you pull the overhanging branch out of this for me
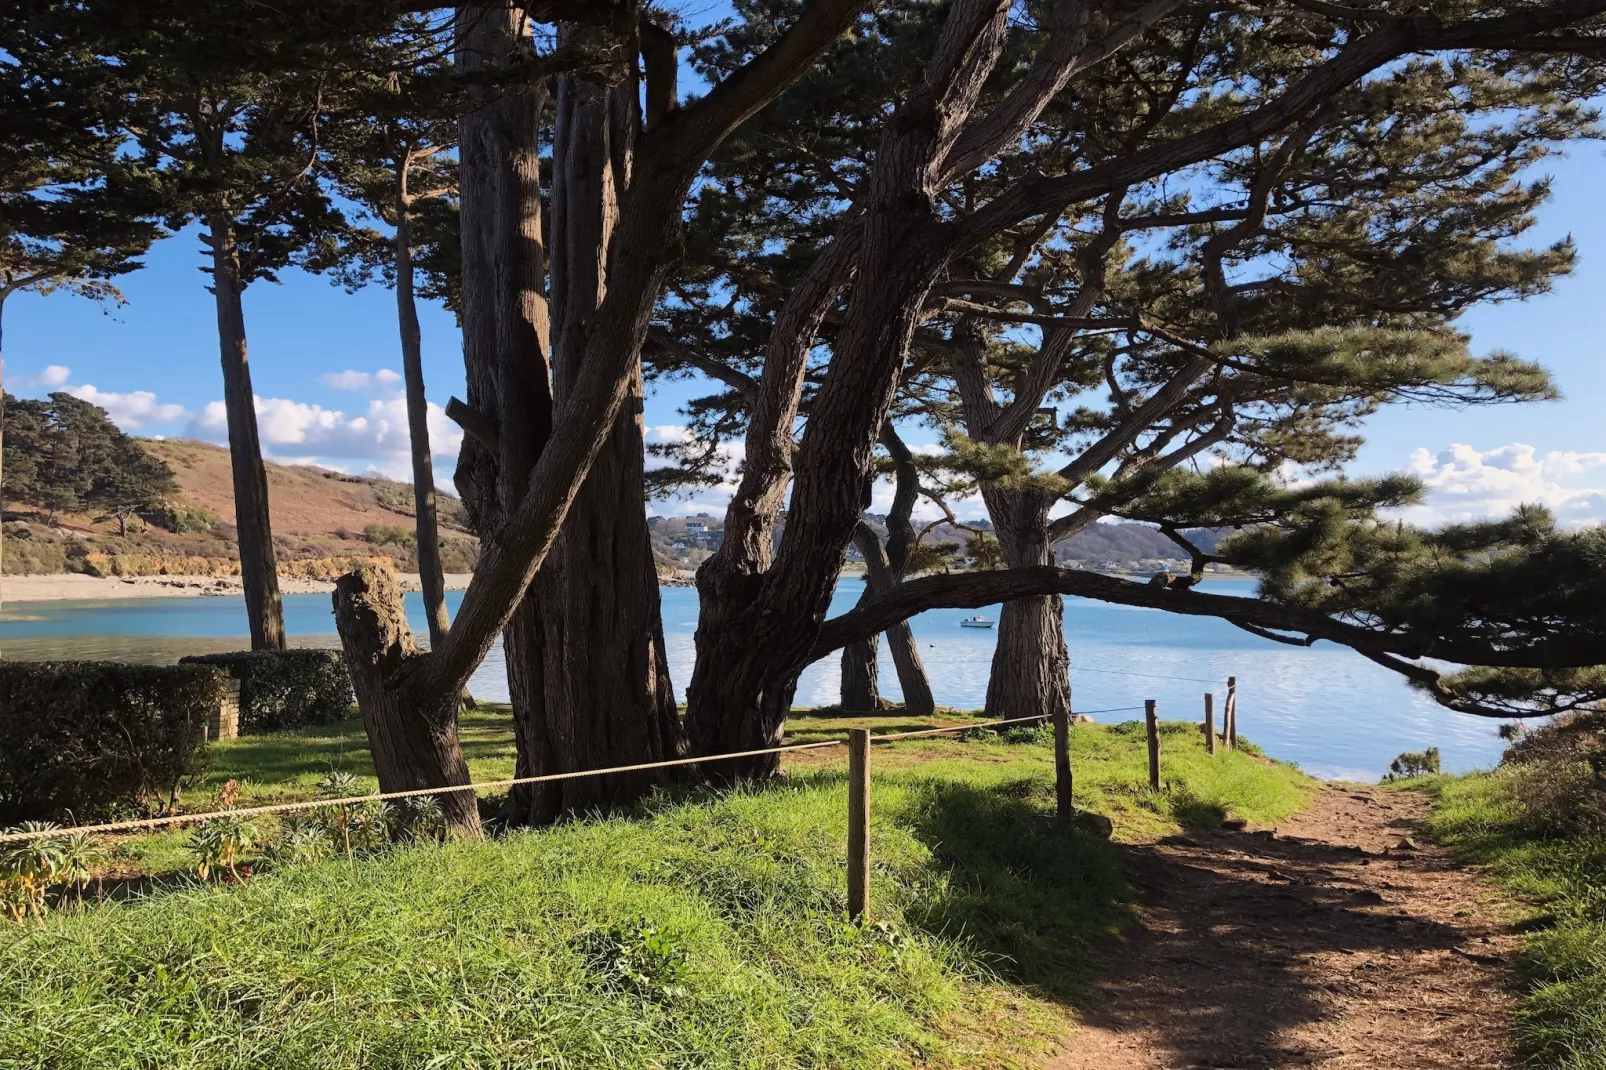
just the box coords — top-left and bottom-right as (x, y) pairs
(807, 565), (1606, 670)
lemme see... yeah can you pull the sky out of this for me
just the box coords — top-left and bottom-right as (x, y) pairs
(4, 136), (1604, 529)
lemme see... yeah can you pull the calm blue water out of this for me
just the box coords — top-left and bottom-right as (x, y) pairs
(0, 579), (1508, 781)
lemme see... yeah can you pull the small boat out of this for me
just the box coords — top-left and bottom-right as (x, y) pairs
(959, 615), (994, 629)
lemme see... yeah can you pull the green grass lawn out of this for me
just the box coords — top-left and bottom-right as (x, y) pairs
(3, 707), (1314, 1069)
(1415, 772), (1606, 1069)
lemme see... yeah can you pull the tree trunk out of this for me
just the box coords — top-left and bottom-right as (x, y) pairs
(207, 213), (285, 651)
(840, 580), (882, 710)
(394, 174), (452, 651)
(1, 295), (7, 623)
(333, 565), (480, 836)
(982, 487), (1069, 722)
(507, 59), (682, 823)
(452, 4), (554, 823)
(856, 522), (935, 715)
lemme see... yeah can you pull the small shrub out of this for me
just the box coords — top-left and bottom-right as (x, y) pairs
(1385, 746), (1441, 781)
(147, 505), (220, 535)
(1000, 722), (1052, 745)
(0, 662), (225, 823)
(186, 813), (260, 881)
(267, 819), (334, 867)
(179, 650), (353, 732)
(0, 824), (66, 921)
(362, 523), (414, 548)
(1500, 711), (1606, 835)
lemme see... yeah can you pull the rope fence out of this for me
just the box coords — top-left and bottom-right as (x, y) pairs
(4, 677), (1248, 920)
(1, 709), (1143, 845)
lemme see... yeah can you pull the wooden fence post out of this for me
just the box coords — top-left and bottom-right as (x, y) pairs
(1145, 699), (1161, 791)
(847, 727), (871, 921)
(1226, 676), (1238, 749)
(1053, 699), (1072, 821)
(1203, 692), (1215, 756)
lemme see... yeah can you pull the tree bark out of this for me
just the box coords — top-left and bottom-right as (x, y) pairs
(207, 213), (285, 651)
(394, 168), (452, 651)
(452, 4), (554, 823)
(333, 565), (479, 836)
(842, 521), (935, 713)
(508, 54), (683, 823)
(839, 582), (883, 710)
(982, 487), (1069, 722)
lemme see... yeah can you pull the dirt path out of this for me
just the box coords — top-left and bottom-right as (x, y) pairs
(1049, 784), (1519, 1069)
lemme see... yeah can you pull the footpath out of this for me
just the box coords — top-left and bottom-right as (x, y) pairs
(1051, 784), (1517, 1069)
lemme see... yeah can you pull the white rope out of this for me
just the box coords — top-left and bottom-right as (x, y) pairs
(0, 710), (1112, 844)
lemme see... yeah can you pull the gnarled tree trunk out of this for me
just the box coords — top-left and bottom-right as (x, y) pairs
(981, 488), (1069, 722)
(508, 58), (682, 823)
(334, 565), (479, 835)
(207, 213), (284, 651)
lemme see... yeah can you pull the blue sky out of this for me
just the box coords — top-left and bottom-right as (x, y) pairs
(5, 139), (1604, 526)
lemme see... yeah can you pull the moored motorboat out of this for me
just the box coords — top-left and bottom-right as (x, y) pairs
(959, 615), (994, 628)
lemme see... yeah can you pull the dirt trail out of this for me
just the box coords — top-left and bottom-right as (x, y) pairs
(1049, 784), (1519, 1069)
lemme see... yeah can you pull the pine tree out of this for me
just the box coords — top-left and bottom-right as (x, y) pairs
(305, 14), (462, 653)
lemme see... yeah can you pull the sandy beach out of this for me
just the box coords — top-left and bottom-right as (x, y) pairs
(0, 572), (475, 604)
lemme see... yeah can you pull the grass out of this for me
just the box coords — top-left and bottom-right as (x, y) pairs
(3, 707), (1314, 1069)
(1413, 771), (1606, 1068)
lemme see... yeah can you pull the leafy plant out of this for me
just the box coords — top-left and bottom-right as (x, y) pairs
(54, 832), (104, 905)
(1000, 723), (1052, 746)
(267, 817), (333, 866)
(579, 919), (691, 1001)
(185, 813), (259, 881)
(0, 824), (66, 921)
(389, 796), (446, 842)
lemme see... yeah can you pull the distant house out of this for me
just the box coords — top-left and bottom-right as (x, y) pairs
(686, 521), (708, 534)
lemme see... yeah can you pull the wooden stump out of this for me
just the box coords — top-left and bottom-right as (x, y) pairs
(333, 565), (481, 837)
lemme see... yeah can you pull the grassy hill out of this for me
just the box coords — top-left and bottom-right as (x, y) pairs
(2, 439), (478, 577)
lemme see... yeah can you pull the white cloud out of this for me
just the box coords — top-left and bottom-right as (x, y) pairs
(190, 394), (464, 485)
(321, 368), (403, 393)
(66, 383), (185, 429)
(36, 365), (71, 387)
(1400, 442), (1606, 525)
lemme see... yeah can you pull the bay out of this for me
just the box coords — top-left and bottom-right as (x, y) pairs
(0, 578), (1507, 781)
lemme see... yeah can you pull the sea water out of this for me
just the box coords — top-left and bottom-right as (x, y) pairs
(0, 578), (1507, 781)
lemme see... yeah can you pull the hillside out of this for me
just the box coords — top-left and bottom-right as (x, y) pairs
(2, 438), (478, 577)
(141, 439), (470, 539)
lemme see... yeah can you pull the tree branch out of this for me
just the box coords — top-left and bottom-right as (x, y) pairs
(807, 565), (1606, 669)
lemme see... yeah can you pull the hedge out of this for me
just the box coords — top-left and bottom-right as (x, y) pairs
(179, 649), (354, 732)
(0, 661), (227, 823)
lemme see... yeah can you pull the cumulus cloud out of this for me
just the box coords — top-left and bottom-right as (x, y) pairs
(321, 368), (403, 393)
(190, 394), (464, 484)
(66, 383), (186, 429)
(35, 365), (71, 387)
(1401, 442), (1606, 525)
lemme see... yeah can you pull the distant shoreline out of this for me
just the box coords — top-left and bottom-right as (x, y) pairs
(0, 572), (474, 606)
(0, 567), (1254, 607)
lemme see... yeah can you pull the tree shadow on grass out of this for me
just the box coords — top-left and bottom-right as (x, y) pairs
(898, 778), (1133, 1004)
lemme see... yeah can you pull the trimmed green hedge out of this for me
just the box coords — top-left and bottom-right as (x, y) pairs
(0, 661), (226, 823)
(179, 650), (353, 732)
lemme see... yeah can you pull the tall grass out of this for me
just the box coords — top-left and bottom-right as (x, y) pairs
(1420, 772), (1606, 1068)
(3, 719), (1312, 1069)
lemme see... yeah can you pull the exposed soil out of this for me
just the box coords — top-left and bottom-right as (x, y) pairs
(1049, 784), (1519, 1070)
